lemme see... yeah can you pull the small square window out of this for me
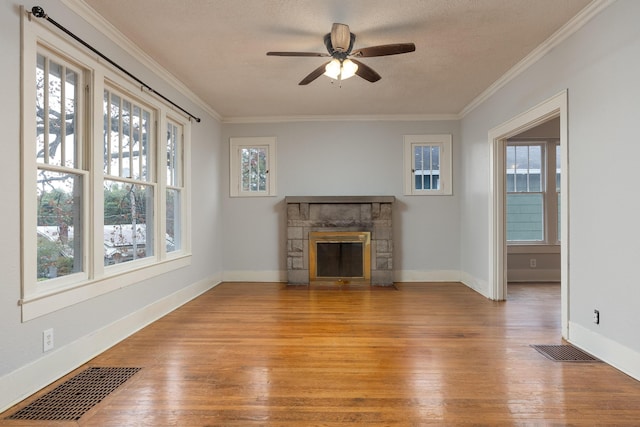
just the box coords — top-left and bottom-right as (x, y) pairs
(229, 137), (276, 197)
(403, 134), (452, 195)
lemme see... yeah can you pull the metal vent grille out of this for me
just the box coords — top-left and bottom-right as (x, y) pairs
(532, 344), (601, 362)
(7, 367), (141, 421)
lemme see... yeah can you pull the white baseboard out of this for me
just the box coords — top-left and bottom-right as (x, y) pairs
(569, 321), (640, 381)
(507, 268), (560, 282)
(394, 269), (463, 283)
(222, 270), (286, 282)
(222, 269), (481, 290)
(0, 276), (220, 413)
(459, 271), (491, 299)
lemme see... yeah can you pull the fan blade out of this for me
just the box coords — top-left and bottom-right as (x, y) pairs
(267, 51), (330, 57)
(299, 61), (331, 85)
(351, 59), (381, 83)
(351, 43), (416, 57)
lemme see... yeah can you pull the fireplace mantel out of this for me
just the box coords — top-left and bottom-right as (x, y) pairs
(285, 196), (394, 285)
(285, 196), (395, 204)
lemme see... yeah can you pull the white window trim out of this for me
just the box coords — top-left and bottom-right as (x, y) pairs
(403, 134), (453, 196)
(20, 12), (192, 321)
(229, 137), (277, 197)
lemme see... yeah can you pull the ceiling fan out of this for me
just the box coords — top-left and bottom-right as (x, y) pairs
(267, 23), (416, 85)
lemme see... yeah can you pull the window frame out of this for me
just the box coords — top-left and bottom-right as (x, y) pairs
(403, 134), (453, 196)
(32, 47), (90, 290)
(164, 117), (189, 255)
(229, 137), (277, 197)
(505, 139), (560, 246)
(102, 84), (157, 269)
(21, 14), (192, 321)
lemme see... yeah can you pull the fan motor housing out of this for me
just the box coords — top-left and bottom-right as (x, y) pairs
(324, 33), (355, 59)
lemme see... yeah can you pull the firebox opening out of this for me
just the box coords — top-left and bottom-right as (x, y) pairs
(309, 231), (371, 283)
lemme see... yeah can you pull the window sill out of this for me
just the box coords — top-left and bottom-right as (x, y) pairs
(230, 193), (278, 198)
(20, 254), (192, 322)
(507, 244), (560, 254)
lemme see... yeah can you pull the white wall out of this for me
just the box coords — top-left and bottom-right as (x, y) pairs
(221, 120), (462, 282)
(0, 0), (224, 411)
(460, 0), (640, 377)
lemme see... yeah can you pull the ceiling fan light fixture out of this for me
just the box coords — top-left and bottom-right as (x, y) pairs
(341, 59), (358, 79)
(323, 58), (358, 81)
(324, 58), (341, 79)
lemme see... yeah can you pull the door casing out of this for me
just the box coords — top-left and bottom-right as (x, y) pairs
(488, 90), (569, 338)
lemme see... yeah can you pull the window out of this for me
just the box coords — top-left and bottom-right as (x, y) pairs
(21, 17), (191, 320)
(404, 134), (452, 195)
(506, 140), (559, 244)
(229, 137), (276, 197)
(166, 120), (184, 253)
(103, 88), (155, 265)
(35, 51), (87, 284)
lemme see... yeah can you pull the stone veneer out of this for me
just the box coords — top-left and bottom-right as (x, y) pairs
(285, 196), (394, 285)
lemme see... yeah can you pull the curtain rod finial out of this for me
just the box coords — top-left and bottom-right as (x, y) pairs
(31, 6), (46, 18)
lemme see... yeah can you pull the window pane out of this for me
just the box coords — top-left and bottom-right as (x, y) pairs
(506, 193), (544, 241)
(64, 68), (77, 168)
(122, 100), (132, 178)
(166, 189), (180, 253)
(104, 180), (154, 265)
(167, 122), (181, 187)
(141, 110), (151, 181)
(556, 144), (561, 192)
(528, 146), (542, 191)
(36, 54), (46, 164)
(506, 146), (515, 192)
(37, 170), (83, 280)
(106, 92), (121, 176)
(131, 106), (142, 180)
(528, 146), (542, 169)
(528, 173), (541, 192)
(414, 144), (440, 190)
(241, 147), (268, 192)
(514, 146), (527, 191)
(48, 61), (62, 164)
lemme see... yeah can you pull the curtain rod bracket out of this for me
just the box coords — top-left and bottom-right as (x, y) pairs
(30, 5), (202, 123)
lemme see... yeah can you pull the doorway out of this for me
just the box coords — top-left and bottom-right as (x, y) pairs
(505, 118), (560, 283)
(488, 90), (569, 338)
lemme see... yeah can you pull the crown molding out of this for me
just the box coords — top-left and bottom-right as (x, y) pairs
(60, 0), (614, 124)
(222, 113), (461, 124)
(459, 0), (616, 118)
(60, 0), (221, 122)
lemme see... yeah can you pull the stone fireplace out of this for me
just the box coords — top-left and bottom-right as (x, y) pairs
(285, 196), (394, 285)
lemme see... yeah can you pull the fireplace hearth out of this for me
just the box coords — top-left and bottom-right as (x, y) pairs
(285, 196), (394, 285)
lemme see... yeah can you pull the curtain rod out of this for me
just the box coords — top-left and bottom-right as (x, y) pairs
(30, 6), (201, 123)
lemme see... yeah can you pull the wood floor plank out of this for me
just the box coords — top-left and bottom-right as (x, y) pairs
(3, 282), (640, 425)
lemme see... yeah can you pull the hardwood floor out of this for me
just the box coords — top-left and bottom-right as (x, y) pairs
(3, 282), (640, 425)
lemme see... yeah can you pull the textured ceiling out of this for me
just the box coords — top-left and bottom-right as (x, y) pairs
(81, 0), (592, 121)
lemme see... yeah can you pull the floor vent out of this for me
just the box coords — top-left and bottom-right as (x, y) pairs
(531, 344), (601, 362)
(7, 367), (141, 421)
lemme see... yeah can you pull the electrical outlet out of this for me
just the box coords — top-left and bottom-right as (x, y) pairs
(43, 328), (54, 352)
(593, 309), (600, 325)
(529, 258), (537, 268)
